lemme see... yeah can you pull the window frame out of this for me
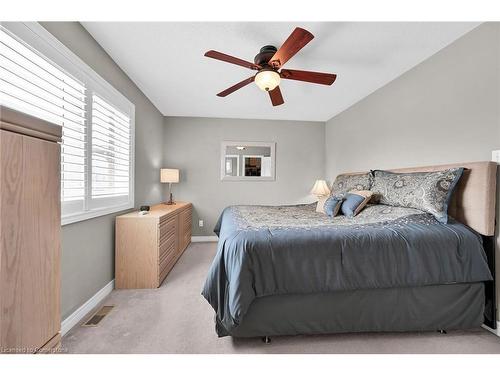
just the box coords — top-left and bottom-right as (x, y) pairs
(2, 22), (135, 225)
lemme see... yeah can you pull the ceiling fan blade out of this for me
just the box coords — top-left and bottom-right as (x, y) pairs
(217, 76), (255, 97)
(268, 86), (284, 106)
(269, 27), (314, 68)
(280, 69), (337, 85)
(205, 50), (261, 70)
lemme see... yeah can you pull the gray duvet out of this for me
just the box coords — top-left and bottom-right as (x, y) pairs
(201, 203), (492, 335)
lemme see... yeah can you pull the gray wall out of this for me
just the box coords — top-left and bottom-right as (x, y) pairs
(325, 22), (500, 319)
(41, 22), (165, 320)
(163, 117), (325, 236)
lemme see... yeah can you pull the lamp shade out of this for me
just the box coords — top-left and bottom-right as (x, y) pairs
(161, 168), (179, 183)
(311, 180), (330, 196)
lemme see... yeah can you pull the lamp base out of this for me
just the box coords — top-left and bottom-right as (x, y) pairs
(163, 192), (175, 205)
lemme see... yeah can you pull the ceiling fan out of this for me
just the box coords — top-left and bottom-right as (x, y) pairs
(204, 27), (337, 106)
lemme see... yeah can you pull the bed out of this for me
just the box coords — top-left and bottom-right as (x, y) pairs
(202, 161), (497, 338)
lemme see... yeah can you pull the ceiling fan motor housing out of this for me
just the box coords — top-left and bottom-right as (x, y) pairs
(254, 45), (278, 67)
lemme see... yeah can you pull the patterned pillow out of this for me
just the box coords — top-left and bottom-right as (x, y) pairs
(330, 173), (372, 197)
(341, 190), (373, 218)
(323, 196), (344, 217)
(370, 168), (464, 223)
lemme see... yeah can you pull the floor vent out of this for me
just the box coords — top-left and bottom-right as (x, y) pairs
(83, 305), (114, 327)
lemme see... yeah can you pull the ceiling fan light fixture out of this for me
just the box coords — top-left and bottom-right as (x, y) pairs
(254, 70), (281, 92)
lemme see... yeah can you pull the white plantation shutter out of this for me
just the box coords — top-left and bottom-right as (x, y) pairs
(1, 23), (135, 224)
(0, 29), (86, 127)
(91, 94), (131, 204)
(0, 27), (87, 215)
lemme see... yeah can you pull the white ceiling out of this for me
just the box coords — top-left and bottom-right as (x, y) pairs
(82, 22), (479, 122)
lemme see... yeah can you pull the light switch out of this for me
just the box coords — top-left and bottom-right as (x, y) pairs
(199, 220), (204, 227)
(492, 150), (500, 163)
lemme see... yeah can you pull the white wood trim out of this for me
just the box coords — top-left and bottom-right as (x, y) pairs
(482, 323), (500, 337)
(225, 154), (240, 177)
(61, 204), (133, 225)
(61, 279), (114, 336)
(191, 236), (218, 242)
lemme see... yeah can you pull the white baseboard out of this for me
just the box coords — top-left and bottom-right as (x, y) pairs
(61, 279), (115, 336)
(482, 322), (500, 337)
(191, 235), (218, 242)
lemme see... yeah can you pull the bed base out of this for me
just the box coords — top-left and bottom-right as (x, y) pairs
(482, 235), (497, 330)
(260, 330), (447, 343)
(219, 283), (486, 338)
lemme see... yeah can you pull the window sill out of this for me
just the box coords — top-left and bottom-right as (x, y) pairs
(61, 203), (134, 226)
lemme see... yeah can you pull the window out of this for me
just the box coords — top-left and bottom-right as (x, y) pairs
(91, 94), (131, 206)
(0, 23), (135, 224)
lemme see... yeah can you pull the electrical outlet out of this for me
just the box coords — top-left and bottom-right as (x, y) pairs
(492, 150), (500, 163)
(199, 220), (204, 227)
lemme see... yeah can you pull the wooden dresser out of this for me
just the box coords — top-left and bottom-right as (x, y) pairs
(115, 202), (192, 289)
(0, 107), (61, 353)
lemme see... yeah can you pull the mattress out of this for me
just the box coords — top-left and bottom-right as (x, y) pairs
(202, 203), (492, 336)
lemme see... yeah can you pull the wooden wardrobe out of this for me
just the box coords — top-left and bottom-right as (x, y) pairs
(0, 107), (61, 353)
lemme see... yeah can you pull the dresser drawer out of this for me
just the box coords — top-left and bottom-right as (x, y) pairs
(159, 245), (178, 284)
(159, 210), (176, 225)
(159, 257), (176, 284)
(159, 241), (177, 270)
(180, 231), (191, 252)
(159, 232), (176, 261)
(179, 207), (192, 252)
(180, 208), (192, 228)
(159, 217), (176, 243)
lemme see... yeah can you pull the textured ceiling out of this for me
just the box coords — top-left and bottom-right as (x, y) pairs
(82, 22), (479, 121)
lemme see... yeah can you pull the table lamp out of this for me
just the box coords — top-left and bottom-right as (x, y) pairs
(161, 168), (179, 205)
(311, 179), (330, 198)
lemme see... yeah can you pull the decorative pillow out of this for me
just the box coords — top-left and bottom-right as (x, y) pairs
(323, 196), (344, 217)
(370, 168), (464, 223)
(341, 190), (373, 218)
(330, 173), (372, 197)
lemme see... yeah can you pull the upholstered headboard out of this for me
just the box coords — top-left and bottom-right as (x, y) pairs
(338, 161), (497, 236)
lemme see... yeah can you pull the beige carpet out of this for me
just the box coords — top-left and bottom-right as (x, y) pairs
(62, 242), (500, 354)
